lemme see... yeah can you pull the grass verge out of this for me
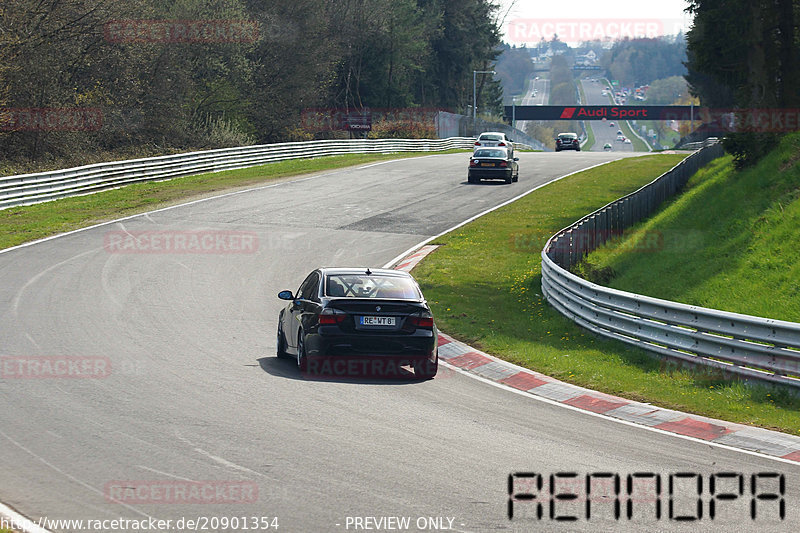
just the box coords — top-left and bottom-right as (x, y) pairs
(581, 124), (595, 152)
(413, 153), (800, 435)
(577, 82), (595, 150)
(588, 133), (800, 323)
(0, 150), (467, 251)
(619, 120), (651, 152)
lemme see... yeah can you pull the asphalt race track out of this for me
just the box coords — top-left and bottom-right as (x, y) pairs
(512, 75), (548, 142)
(581, 79), (635, 153)
(2, 151), (799, 532)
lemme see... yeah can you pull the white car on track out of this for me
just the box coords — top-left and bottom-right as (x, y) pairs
(474, 132), (514, 157)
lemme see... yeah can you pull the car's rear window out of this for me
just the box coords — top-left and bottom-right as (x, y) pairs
(479, 134), (503, 141)
(326, 274), (421, 299)
(474, 149), (506, 158)
(558, 134), (577, 140)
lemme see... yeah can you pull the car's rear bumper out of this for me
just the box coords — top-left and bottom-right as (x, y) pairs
(468, 168), (513, 179)
(303, 330), (438, 377)
(306, 329), (437, 358)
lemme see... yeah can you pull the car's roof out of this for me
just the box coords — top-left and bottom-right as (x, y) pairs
(319, 267), (413, 277)
(478, 131), (506, 137)
(558, 132), (578, 137)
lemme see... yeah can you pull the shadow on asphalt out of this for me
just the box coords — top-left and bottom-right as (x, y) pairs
(461, 180), (516, 186)
(257, 356), (427, 385)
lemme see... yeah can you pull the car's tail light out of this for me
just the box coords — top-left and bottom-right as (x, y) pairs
(319, 308), (346, 324)
(474, 141), (480, 146)
(499, 161), (508, 167)
(498, 142), (506, 146)
(409, 314), (434, 328)
(469, 159), (478, 167)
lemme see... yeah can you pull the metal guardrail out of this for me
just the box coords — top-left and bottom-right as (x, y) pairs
(678, 137), (720, 151)
(0, 137), (488, 210)
(541, 142), (800, 389)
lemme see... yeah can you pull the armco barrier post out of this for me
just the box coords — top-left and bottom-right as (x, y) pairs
(558, 233), (569, 266)
(576, 221), (586, 261)
(567, 230), (576, 268)
(598, 209), (609, 247)
(608, 202), (619, 235)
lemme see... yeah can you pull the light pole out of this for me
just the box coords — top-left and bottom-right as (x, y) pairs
(473, 69), (495, 135)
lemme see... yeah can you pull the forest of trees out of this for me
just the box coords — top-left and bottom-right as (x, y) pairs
(494, 44), (534, 104)
(686, 0), (800, 166)
(0, 0), (504, 170)
(601, 36), (687, 88)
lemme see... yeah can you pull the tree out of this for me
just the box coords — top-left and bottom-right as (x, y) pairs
(686, 1), (800, 166)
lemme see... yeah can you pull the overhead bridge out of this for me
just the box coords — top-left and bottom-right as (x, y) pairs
(505, 105), (697, 121)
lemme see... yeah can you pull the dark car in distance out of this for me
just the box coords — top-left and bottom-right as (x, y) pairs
(468, 147), (519, 184)
(276, 268), (438, 378)
(555, 132), (580, 151)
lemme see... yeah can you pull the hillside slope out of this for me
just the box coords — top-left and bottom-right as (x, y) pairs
(588, 133), (800, 322)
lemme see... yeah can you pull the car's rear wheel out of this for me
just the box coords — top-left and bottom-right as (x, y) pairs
(276, 322), (291, 359)
(297, 333), (308, 372)
(414, 353), (438, 379)
(468, 175), (476, 184)
(505, 175), (512, 184)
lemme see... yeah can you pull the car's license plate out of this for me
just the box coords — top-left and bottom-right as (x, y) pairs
(360, 316), (395, 326)
(480, 162), (494, 167)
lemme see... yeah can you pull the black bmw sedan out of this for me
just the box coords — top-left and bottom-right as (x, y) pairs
(555, 132), (580, 151)
(468, 147), (519, 184)
(276, 268), (438, 379)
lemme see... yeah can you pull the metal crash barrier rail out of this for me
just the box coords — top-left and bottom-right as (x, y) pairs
(541, 142), (800, 389)
(0, 137), (527, 210)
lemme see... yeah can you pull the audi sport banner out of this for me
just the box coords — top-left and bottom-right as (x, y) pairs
(505, 105), (697, 121)
(505, 106), (800, 132)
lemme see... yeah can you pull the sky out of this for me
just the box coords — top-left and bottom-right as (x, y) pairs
(496, 0), (694, 45)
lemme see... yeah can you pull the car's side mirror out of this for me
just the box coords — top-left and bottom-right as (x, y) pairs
(513, 157), (519, 161)
(278, 290), (294, 300)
